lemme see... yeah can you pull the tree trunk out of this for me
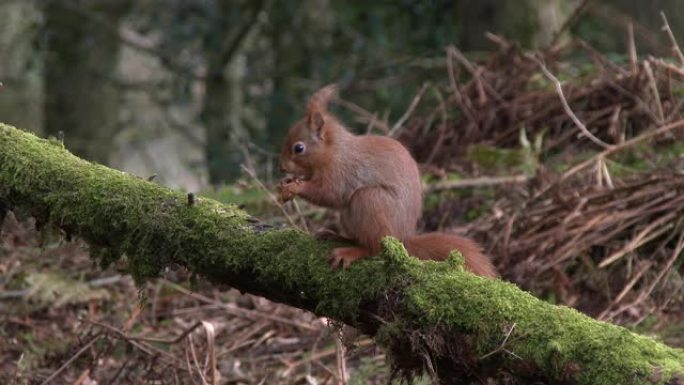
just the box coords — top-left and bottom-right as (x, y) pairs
(457, 0), (567, 50)
(43, 0), (130, 164)
(1, 123), (683, 385)
(202, 0), (264, 185)
(264, 0), (334, 155)
(0, 2), (44, 132)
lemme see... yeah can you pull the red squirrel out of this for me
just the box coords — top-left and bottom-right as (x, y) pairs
(277, 85), (497, 278)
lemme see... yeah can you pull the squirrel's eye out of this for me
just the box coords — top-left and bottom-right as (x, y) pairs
(293, 142), (306, 154)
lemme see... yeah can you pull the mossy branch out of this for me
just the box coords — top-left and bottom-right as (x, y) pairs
(1, 123), (683, 385)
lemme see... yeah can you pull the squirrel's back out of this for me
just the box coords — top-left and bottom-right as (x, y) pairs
(335, 134), (423, 243)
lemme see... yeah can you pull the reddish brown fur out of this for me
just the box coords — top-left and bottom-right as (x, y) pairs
(404, 233), (497, 278)
(278, 85), (497, 278)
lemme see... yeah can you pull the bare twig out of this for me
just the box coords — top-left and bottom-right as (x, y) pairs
(425, 86), (449, 164)
(390, 83), (429, 137)
(335, 98), (391, 133)
(654, 58), (684, 78)
(598, 213), (677, 268)
(447, 45), (504, 104)
(627, 23), (638, 74)
(598, 261), (653, 321)
(532, 55), (613, 149)
(638, 229), (684, 303)
(87, 320), (189, 367)
(187, 333), (208, 385)
(200, 321), (217, 385)
(335, 334), (348, 385)
(290, 199), (310, 233)
(445, 48), (476, 124)
(163, 280), (320, 331)
(480, 323), (518, 360)
(660, 11), (684, 66)
(643, 60), (665, 123)
(552, 119), (684, 190)
(240, 165), (299, 230)
(40, 334), (102, 385)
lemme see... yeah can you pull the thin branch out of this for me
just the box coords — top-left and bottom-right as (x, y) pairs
(654, 58), (684, 78)
(40, 334), (102, 385)
(643, 59), (665, 123)
(425, 86), (449, 164)
(598, 261), (653, 321)
(628, 23), (638, 73)
(480, 323), (517, 359)
(390, 83), (429, 137)
(240, 165), (299, 230)
(200, 321), (217, 385)
(549, 0), (590, 48)
(448, 45), (505, 104)
(163, 280), (320, 331)
(335, 334), (348, 385)
(535, 119), (684, 199)
(445, 47), (476, 124)
(660, 11), (684, 66)
(598, 212), (677, 268)
(335, 98), (391, 133)
(532, 55), (614, 149)
(90, 319), (189, 367)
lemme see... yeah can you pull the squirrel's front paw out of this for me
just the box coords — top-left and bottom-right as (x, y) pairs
(277, 177), (301, 202)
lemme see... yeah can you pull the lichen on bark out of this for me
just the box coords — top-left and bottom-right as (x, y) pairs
(1, 123), (683, 385)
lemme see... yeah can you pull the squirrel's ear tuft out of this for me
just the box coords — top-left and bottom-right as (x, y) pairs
(306, 84), (338, 140)
(307, 84), (338, 114)
(309, 111), (325, 140)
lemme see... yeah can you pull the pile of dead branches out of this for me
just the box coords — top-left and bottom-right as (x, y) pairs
(392, 23), (684, 328)
(471, 168), (684, 326)
(401, 33), (684, 167)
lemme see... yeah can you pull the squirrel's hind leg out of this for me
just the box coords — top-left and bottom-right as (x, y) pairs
(329, 247), (370, 269)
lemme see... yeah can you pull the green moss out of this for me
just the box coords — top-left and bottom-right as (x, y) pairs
(445, 251), (465, 272)
(403, 270), (684, 385)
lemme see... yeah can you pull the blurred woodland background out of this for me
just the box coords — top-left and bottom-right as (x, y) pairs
(1, 0), (682, 188)
(3, 0), (684, 384)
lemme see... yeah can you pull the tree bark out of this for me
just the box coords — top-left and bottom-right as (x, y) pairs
(1, 123), (683, 385)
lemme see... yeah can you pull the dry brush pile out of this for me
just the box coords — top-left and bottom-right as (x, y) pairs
(390, 33), (684, 333)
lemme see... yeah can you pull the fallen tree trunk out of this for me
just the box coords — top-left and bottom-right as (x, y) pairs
(1, 123), (683, 385)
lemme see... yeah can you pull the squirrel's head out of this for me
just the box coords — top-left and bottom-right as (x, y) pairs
(279, 84), (341, 180)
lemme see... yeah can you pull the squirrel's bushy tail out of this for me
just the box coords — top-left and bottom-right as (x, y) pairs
(404, 233), (498, 278)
